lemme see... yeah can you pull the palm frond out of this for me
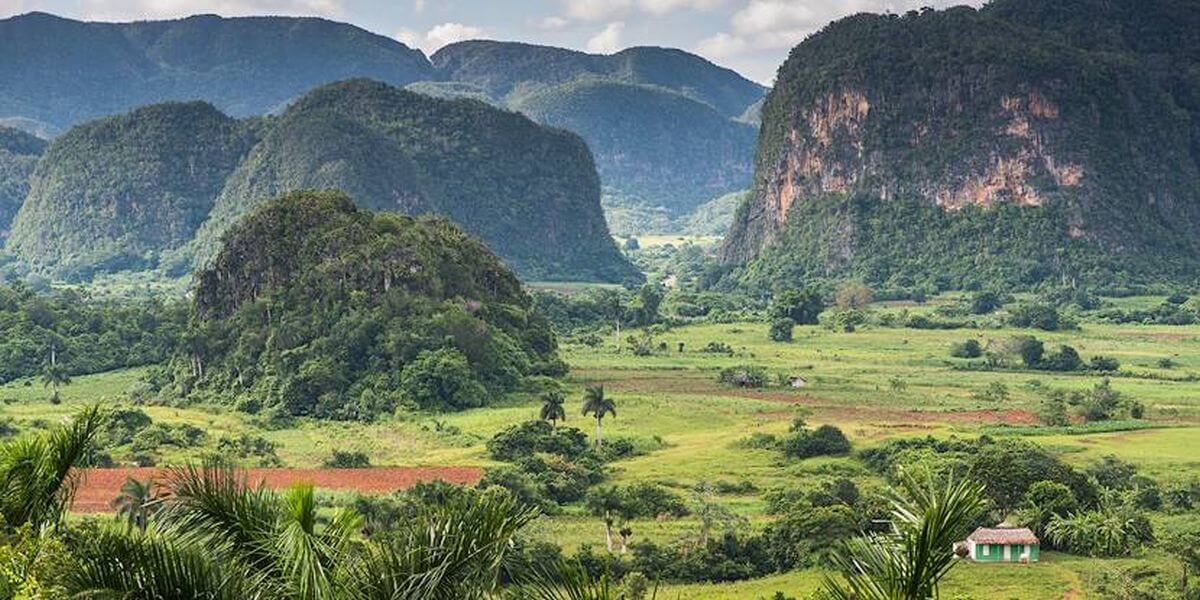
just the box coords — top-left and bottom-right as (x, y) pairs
(0, 404), (102, 531)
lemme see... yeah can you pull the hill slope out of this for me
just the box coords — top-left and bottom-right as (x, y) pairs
(11, 81), (636, 283)
(0, 12), (432, 132)
(722, 0), (1200, 290)
(0, 126), (45, 239)
(189, 79), (634, 282)
(7, 102), (254, 277)
(171, 190), (562, 419)
(431, 42), (765, 220)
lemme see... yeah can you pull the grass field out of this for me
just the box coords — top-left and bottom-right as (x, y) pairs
(3, 297), (1198, 598)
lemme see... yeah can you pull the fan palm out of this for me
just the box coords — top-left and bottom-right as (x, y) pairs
(581, 386), (616, 448)
(539, 391), (567, 428)
(0, 404), (102, 531)
(823, 470), (986, 600)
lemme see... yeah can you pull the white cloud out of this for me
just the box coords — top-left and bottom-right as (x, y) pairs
(538, 15), (570, 30)
(585, 21), (624, 53)
(396, 21), (486, 53)
(699, 0), (973, 58)
(413, 0), (426, 12)
(77, 0), (345, 21)
(560, 0), (727, 21)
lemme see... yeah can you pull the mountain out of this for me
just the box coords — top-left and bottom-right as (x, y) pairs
(7, 102), (254, 276)
(0, 126), (45, 239)
(430, 42), (764, 118)
(9, 80), (636, 283)
(721, 0), (1200, 291)
(0, 14), (765, 231)
(171, 190), (562, 420)
(186, 79), (635, 282)
(432, 42), (765, 221)
(0, 12), (432, 132)
(510, 79), (756, 219)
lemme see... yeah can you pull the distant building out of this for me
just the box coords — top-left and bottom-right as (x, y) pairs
(963, 526), (1039, 563)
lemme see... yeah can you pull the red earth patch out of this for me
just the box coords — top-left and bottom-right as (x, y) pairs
(71, 466), (484, 513)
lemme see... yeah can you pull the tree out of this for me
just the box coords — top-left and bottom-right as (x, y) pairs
(823, 471), (986, 600)
(111, 476), (164, 533)
(834, 282), (873, 310)
(1046, 490), (1153, 557)
(771, 288), (825, 325)
(539, 391), (567, 428)
(970, 291), (1003, 314)
(0, 405), (102, 532)
(632, 283), (665, 326)
(1161, 527), (1200, 597)
(40, 363), (70, 404)
(769, 317), (795, 342)
(586, 486), (624, 552)
(582, 386), (616, 448)
(1015, 336), (1045, 367)
(692, 481), (740, 547)
(398, 347), (488, 412)
(1018, 480), (1077, 540)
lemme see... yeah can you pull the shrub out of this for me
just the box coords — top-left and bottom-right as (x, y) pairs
(949, 339), (982, 358)
(770, 288), (825, 325)
(781, 420), (851, 459)
(1008, 303), (1067, 331)
(398, 347), (488, 412)
(486, 420), (589, 462)
(973, 381), (1010, 402)
(970, 291), (1004, 314)
(1089, 356), (1120, 372)
(1042, 345), (1083, 372)
(214, 434), (281, 467)
(719, 365), (768, 388)
(768, 318), (795, 342)
(324, 450), (370, 468)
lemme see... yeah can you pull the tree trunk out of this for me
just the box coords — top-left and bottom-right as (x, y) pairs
(595, 417), (603, 447)
(604, 515), (614, 552)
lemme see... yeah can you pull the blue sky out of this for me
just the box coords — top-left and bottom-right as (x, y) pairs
(0, 0), (977, 83)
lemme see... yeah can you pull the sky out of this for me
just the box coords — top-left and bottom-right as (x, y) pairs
(0, 0), (978, 83)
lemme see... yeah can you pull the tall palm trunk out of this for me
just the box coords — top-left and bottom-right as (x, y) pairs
(594, 417), (603, 447)
(604, 513), (614, 552)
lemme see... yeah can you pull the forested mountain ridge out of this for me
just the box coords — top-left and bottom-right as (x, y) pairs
(0, 13), (765, 228)
(184, 79), (635, 282)
(7, 102), (255, 277)
(0, 126), (44, 240)
(170, 190), (562, 420)
(432, 41), (765, 220)
(0, 12), (433, 134)
(721, 0), (1200, 291)
(7, 81), (636, 283)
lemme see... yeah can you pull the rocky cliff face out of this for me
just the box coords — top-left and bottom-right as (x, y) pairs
(722, 1), (1200, 288)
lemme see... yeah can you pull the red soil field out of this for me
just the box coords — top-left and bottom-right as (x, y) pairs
(71, 466), (484, 513)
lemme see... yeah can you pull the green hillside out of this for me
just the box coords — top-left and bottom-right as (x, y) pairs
(722, 0), (1200, 292)
(7, 102), (254, 278)
(512, 79), (756, 217)
(0, 126), (44, 239)
(170, 190), (562, 420)
(10, 80), (636, 283)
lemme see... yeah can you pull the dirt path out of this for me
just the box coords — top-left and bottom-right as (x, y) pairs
(72, 466), (484, 513)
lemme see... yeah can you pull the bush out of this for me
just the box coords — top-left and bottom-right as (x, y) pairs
(1042, 345), (1083, 372)
(324, 450), (370, 468)
(486, 420), (590, 462)
(770, 288), (825, 325)
(719, 365), (769, 388)
(781, 420), (851, 459)
(768, 318), (795, 342)
(970, 291), (1004, 314)
(214, 434), (281, 467)
(1089, 356), (1120, 372)
(1009, 304), (1069, 331)
(949, 339), (982, 358)
(398, 348), (489, 412)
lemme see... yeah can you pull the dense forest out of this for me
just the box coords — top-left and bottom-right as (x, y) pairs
(5, 80), (637, 283)
(0, 126), (43, 239)
(162, 190), (564, 420)
(722, 0), (1200, 291)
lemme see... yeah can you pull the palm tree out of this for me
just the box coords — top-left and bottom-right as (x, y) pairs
(581, 386), (616, 448)
(112, 476), (165, 532)
(40, 363), (70, 404)
(0, 404), (102, 531)
(823, 470), (986, 600)
(67, 462), (542, 600)
(540, 391), (567, 428)
(585, 487), (623, 552)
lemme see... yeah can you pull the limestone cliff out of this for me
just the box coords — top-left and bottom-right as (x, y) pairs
(722, 0), (1200, 289)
